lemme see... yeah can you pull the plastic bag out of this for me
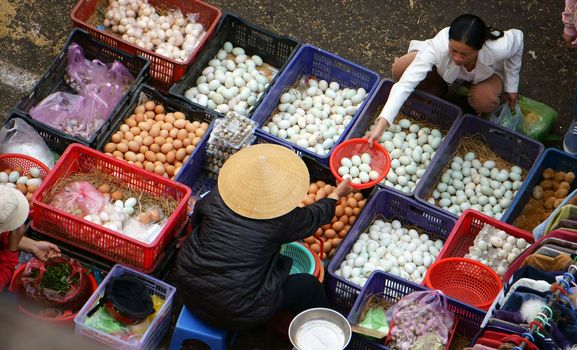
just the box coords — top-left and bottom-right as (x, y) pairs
(0, 117), (55, 169)
(85, 307), (132, 337)
(388, 290), (454, 350)
(19, 257), (86, 310)
(29, 83), (122, 140)
(65, 43), (135, 94)
(49, 181), (108, 217)
(518, 96), (558, 141)
(412, 333), (445, 350)
(490, 103), (524, 133)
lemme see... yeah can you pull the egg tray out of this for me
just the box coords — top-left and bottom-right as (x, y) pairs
(204, 134), (256, 178)
(208, 111), (258, 149)
(169, 13), (300, 117)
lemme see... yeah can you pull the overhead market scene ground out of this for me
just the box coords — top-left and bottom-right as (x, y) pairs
(1, 0), (577, 350)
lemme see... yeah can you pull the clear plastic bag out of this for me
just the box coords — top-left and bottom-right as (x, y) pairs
(0, 117), (55, 168)
(490, 103), (524, 133)
(49, 181), (108, 217)
(387, 290), (454, 350)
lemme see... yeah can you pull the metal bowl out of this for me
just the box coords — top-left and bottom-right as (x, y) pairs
(288, 308), (352, 350)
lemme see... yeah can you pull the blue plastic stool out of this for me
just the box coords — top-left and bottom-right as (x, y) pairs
(169, 306), (234, 350)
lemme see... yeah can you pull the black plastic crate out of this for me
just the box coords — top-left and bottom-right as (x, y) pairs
(169, 13), (300, 117)
(15, 29), (150, 150)
(96, 84), (218, 171)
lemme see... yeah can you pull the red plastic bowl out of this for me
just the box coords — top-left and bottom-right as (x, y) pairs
(329, 138), (390, 190)
(9, 263), (98, 326)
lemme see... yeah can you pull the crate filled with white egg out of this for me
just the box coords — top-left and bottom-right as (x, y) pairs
(170, 14), (300, 118)
(346, 79), (463, 195)
(71, 0), (222, 89)
(436, 209), (534, 278)
(414, 115), (544, 220)
(251, 44), (380, 164)
(326, 187), (457, 314)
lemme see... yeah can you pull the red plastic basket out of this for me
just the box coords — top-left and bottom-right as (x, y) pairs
(9, 263), (98, 326)
(329, 138), (390, 190)
(0, 154), (51, 218)
(425, 257), (502, 310)
(31, 144), (191, 273)
(435, 209), (534, 275)
(71, 0), (222, 90)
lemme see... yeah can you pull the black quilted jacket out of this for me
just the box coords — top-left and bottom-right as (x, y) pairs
(175, 188), (336, 330)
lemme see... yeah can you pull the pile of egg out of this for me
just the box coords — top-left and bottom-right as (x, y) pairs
(102, 0), (206, 62)
(465, 224), (530, 276)
(334, 219), (444, 287)
(337, 153), (380, 185)
(184, 42), (274, 116)
(0, 167), (43, 208)
(366, 117), (443, 193)
(261, 77), (368, 156)
(427, 151), (524, 219)
(83, 198), (138, 233)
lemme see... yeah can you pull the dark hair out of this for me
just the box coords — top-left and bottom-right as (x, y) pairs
(449, 14), (504, 50)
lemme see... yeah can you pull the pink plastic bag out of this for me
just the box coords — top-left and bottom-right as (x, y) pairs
(65, 43), (135, 94)
(388, 290), (454, 350)
(49, 181), (107, 217)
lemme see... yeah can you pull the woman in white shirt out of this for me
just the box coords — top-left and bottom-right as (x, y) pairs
(368, 14), (524, 144)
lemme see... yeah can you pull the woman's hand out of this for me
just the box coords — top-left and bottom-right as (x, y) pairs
(18, 237), (61, 261)
(334, 177), (353, 198)
(563, 32), (577, 48)
(505, 93), (519, 109)
(367, 118), (389, 146)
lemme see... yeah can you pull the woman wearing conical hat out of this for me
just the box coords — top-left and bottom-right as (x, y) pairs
(176, 144), (352, 330)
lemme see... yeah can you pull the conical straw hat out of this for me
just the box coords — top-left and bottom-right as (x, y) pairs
(218, 144), (310, 219)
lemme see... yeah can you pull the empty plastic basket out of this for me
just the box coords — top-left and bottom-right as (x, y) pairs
(281, 242), (315, 275)
(425, 258), (502, 310)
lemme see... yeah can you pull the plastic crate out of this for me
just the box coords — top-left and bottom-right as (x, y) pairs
(31, 144), (191, 273)
(71, 0), (221, 90)
(326, 187), (457, 314)
(169, 13), (300, 117)
(501, 148), (577, 226)
(347, 270), (486, 350)
(250, 44), (380, 165)
(436, 209), (534, 266)
(74, 264), (176, 350)
(413, 114), (544, 219)
(14, 29), (150, 151)
(96, 84), (217, 178)
(346, 78), (462, 196)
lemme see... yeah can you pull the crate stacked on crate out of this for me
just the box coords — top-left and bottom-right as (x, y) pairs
(435, 209), (534, 280)
(71, 0), (221, 90)
(74, 264), (176, 350)
(31, 144), (191, 273)
(414, 114), (544, 220)
(346, 78), (462, 196)
(347, 270), (486, 350)
(326, 187), (457, 314)
(501, 148), (577, 232)
(97, 84), (217, 181)
(250, 44), (380, 165)
(14, 29), (150, 155)
(170, 13), (300, 118)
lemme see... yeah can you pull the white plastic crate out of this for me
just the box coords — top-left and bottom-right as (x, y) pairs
(74, 264), (176, 350)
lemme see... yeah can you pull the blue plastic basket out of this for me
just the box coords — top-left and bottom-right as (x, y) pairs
(347, 270), (486, 350)
(326, 187), (457, 314)
(280, 242), (316, 275)
(74, 264), (176, 350)
(501, 148), (577, 226)
(250, 44), (380, 165)
(346, 79), (462, 196)
(413, 114), (545, 219)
